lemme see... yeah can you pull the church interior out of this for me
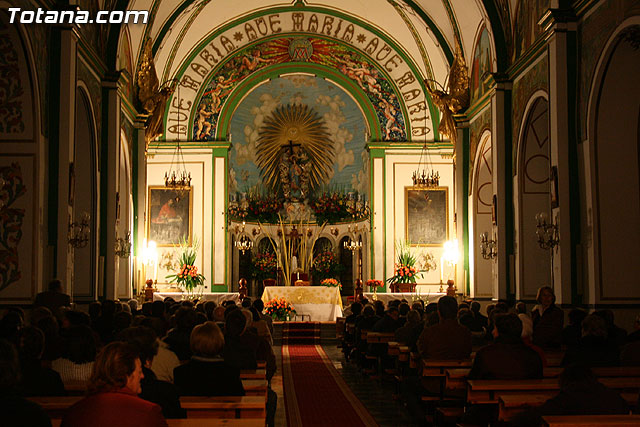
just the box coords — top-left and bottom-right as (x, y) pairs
(1, 0), (640, 426)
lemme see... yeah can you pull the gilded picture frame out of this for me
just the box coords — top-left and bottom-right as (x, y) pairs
(147, 186), (193, 246)
(405, 186), (449, 246)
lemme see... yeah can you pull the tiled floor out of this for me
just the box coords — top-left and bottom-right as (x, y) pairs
(273, 344), (418, 426)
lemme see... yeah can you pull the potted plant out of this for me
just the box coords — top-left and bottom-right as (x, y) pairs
(264, 297), (296, 321)
(386, 241), (421, 292)
(251, 251), (277, 286)
(165, 240), (205, 295)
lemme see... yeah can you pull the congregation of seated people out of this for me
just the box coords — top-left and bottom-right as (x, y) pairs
(0, 280), (277, 427)
(338, 285), (640, 426)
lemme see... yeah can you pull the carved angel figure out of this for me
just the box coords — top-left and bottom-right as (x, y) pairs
(425, 42), (469, 143)
(137, 37), (176, 146)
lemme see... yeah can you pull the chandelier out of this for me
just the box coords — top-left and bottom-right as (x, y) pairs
(164, 81), (191, 188)
(234, 221), (253, 254)
(412, 120), (439, 188)
(343, 223), (363, 252)
(535, 213), (559, 250)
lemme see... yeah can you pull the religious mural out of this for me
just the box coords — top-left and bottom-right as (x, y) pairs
(470, 26), (492, 102)
(0, 163), (26, 291)
(192, 37), (405, 142)
(227, 74), (369, 223)
(0, 17), (28, 136)
(513, 0), (550, 60)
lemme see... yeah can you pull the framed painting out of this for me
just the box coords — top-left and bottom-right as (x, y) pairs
(405, 186), (449, 246)
(147, 186), (193, 246)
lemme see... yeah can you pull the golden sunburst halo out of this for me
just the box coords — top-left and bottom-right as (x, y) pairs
(255, 104), (334, 192)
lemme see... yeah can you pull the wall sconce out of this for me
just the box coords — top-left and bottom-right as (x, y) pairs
(535, 213), (559, 250)
(115, 231), (132, 258)
(252, 227), (261, 237)
(479, 231), (497, 260)
(68, 212), (90, 248)
(330, 227), (339, 236)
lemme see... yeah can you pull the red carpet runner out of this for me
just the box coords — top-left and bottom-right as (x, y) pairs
(283, 344), (378, 426)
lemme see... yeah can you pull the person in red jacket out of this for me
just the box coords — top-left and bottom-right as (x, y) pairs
(62, 342), (167, 427)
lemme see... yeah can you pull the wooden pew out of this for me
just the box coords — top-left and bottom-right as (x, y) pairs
(241, 379), (268, 397)
(53, 420), (265, 427)
(239, 369), (266, 380)
(542, 415), (640, 426)
(336, 316), (346, 339)
(467, 377), (640, 405)
(387, 341), (401, 356)
(446, 366), (640, 392)
(365, 332), (395, 343)
(28, 396), (83, 419)
(179, 396), (266, 418)
(499, 392), (638, 421)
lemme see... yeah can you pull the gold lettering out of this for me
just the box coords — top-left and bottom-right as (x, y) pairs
(365, 38), (379, 54)
(220, 36), (235, 54)
(244, 23), (258, 41)
(168, 124), (188, 135)
(292, 13), (304, 31)
(199, 49), (218, 67)
(168, 110), (189, 122)
(180, 75), (201, 91)
(321, 16), (334, 36)
(307, 14), (318, 32)
(376, 44), (392, 61)
(395, 71), (415, 88)
(412, 127), (431, 137)
(269, 14), (282, 33)
(342, 24), (354, 42)
(408, 101), (427, 115)
(254, 17), (268, 35)
(384, 54), (402, 71)
(402, 89), (421, 102)
(191, 63), (208, 78)
(172, 97), (192, 111)
(333, 19), (342, 37)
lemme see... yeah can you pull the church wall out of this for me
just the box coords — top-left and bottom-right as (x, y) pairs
(582, 19), (640, 307)
(145, 149), (214, 293)
(383, 149), (455, 293)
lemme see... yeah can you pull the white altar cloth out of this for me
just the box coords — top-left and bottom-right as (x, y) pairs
(153, 292), (240, 305)
(362, 292), (446, 305)
(261, 286), (343, 321)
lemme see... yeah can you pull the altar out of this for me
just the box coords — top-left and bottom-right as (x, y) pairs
(153, 292), (241, 305)
(363, 292), (446, 305)
(261, 286), (343, 322)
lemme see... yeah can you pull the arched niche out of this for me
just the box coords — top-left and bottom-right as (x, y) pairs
(587, 23), (640, 302)
(470, 130), (493, 298)
(72, 86), (99, 302)
(516, 94), (551, 300)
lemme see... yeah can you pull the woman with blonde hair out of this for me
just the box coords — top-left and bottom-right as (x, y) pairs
(173, 321), (244, 396)
(62, 342), (167, 427)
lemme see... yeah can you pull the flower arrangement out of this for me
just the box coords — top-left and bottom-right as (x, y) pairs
(386, 241), (421, 287)
(247, 193), (282, 223)
(321, 278), (342, 289)
(165, 240), (205, 293)
(251, 251), (277, 283)
(264, 297), (296, 321)
(366, 279), (384, 290)
(312, 250), (342, 282)
(309, 191), (350, 224)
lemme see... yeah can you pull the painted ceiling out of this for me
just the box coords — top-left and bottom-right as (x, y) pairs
(124, 0), (496, 144)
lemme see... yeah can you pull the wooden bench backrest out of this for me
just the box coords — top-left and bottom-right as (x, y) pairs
(542, 415), (640, 426)
(179, 396), (266, 419)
